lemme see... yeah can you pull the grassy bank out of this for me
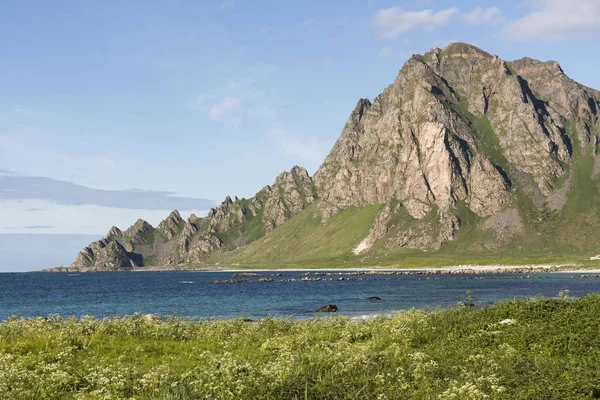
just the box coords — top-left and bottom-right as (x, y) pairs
(208, 203), (383, 267)
(2, 295), (600, 399)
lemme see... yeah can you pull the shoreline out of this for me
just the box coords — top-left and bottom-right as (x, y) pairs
(36, 262), (600, 274)
(212, 264), (581, 273)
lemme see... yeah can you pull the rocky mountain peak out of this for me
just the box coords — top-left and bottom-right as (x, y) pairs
(351, 99), (372, 120)
(125, 219), (153, 237)
(438, 42), (493, 59)
(188, 213), (199, 224)
(167, 210), (183, 221)
(509, 56), (600, 149)
(157, 210), (185, 240)
(511, 57), (564, 76)
(106, 226), (122, 239)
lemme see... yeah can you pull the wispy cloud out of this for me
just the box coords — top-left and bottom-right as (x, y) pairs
(1, 225), (53, 230)
(462, 7), (503, 25)
(300, 18), (321, 34)
(12, 106), (35, 117)
(0, 174), (214, 210)
(299, 57), (334, 66)
(377, 47), (394, 57)
(505, 0), (600, 40)
(190, 63), (278, 128)
(372, 7), (459, 40)
(209, 97), (241, 122)
(370, 6), (504, 40)
(270, 128), (330, 166)
(259, 25), (274, 34)
(0, 128), (136, 185)
(189, 93), (212, 110)
(216, 1), (235, 11)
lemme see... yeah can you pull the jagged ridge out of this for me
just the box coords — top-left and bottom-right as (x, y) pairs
(70, 166), (315, 270)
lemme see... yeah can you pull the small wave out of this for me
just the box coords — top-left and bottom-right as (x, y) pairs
(349, 313), (393, 321)
(67, 274), (80, 276)
(178, 281), (196, 284)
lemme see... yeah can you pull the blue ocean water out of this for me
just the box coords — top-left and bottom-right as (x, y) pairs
(1, 271), (599, 320)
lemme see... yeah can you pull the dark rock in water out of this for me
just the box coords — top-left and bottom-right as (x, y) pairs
(367, 296), (382, 301)
(315, 304), (338, 312)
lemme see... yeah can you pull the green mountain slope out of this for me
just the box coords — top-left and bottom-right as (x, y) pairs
(208, 203), (383, 267)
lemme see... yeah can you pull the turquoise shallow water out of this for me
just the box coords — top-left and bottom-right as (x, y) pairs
(1, 271), (599, 320)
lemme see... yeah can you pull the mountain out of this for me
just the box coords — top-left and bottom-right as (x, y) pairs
(69, 166), (315, 270)
(68, 43), (600, 271)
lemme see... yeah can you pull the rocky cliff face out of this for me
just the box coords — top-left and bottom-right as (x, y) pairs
(312, 43), (598, 251)
(69, 43), (600, 270)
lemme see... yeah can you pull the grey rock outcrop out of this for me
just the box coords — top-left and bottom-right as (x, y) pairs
(509, 57), (600, 150)
(157, 210), (184, 240)
(207, 166), (315, 241)
(70, 237), (141, 271)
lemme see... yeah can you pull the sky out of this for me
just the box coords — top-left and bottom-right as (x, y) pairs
(1, 0), (600, 270)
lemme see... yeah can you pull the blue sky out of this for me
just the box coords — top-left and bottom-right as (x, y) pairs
(1, 0), (600, 244)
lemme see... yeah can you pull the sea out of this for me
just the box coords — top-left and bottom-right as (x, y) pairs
(1, 270), (600, 320)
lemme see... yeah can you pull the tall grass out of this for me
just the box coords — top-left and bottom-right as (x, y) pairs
(2, 294), (600, 399)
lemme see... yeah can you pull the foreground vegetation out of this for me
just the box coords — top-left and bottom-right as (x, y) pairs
(2, 294), (600, 399)
(0, 295), (600, 399)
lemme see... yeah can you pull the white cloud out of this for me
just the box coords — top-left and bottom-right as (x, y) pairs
(299, 57), (334, 66)
(505, 0), (600, 40)
(208, 97), (241, 121)
(187, 29), (199, 41)
(12, 106), (35, 117)
(271, 128), (329, 166)
(216, 1), (234, 11)
(190, 93), (211, 109)
(462, 7), (502, 25)
(190, 63), (279, 128)
(300, 18), (320, 33)
(377, 47), (394, 57)
(372, 7), (459, 39)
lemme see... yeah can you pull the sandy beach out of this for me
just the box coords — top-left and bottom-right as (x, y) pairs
(129, 263), (600, 274)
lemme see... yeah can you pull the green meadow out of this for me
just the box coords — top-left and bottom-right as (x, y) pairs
(2, 293), (600, 399)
